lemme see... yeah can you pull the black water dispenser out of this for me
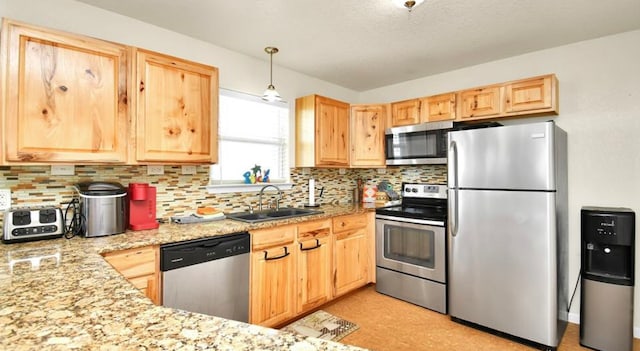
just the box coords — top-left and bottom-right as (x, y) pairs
(580, 207), (635, 351)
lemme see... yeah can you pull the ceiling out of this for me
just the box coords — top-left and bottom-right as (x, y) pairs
(75, 0), (640, 91)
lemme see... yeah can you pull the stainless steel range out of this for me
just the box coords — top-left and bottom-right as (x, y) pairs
(375, 183), (447, 313)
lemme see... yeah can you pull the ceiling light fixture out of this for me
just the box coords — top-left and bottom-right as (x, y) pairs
(392, 0), (425, 12)
(262, 46), (281, 102)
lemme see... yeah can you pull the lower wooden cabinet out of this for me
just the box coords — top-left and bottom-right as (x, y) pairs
(251, 243), (296, 326)
(333, 214), (370, 297)
(102, 245), (161, 305)
(250, 225), (296, 326)
(296, 219), (332, 314)
(250, 213), (372, 327)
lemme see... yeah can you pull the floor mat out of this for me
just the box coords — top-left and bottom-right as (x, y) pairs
(281, 310), (359, 342)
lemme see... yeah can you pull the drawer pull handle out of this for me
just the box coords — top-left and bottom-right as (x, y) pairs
(300, 239), (321, 251)
(264, 247), (289, 261)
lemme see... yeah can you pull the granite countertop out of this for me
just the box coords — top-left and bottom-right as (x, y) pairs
(0, 204), (373, 351)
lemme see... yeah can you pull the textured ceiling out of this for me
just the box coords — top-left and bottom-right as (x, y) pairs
(75, 0), (640, 91)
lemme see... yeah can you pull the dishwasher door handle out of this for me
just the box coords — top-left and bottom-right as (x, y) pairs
(264, 247), (289, 261)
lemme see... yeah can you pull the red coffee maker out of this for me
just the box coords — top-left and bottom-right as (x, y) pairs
(128, 183), (159, 230)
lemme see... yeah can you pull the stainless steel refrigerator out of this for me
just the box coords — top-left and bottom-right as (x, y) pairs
(447, 121), (568, 349)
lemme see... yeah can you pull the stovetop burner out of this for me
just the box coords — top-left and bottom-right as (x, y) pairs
(375, 183), (447, 222)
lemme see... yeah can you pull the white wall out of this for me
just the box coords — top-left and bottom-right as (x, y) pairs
(360, 29), (640, 330)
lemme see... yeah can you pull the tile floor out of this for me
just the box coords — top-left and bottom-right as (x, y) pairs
(319, 284), (639, 351)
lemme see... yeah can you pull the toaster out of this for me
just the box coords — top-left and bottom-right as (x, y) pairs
(2, 207), (64, 243)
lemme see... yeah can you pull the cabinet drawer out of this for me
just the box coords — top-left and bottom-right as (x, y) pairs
(334, 227), (366, 241)
(251, 225), (296, 250)
(298, 219), (331, 239)
(103, 246), (157, 279)
(333, 214), (367, 233)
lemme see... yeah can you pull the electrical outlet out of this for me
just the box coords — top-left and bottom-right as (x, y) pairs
(376, 168), (387, 174)
(181, 165), (197, 175)
(51, 165), (75, 175)
(339, 168), (346, 175)
(302, 168), (311, 175)
(0, 189), (11, 210)
(147, 165), (165, 175)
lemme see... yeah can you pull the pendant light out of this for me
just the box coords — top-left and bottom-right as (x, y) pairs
(392, 0), (425, 11)
(262, 47), (281, 102)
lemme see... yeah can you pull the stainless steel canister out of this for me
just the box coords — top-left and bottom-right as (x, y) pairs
(74, 182), (128, 237)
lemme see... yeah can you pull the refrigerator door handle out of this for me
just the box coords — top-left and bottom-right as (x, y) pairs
(449, 139), (459, 236)
(451, 189), (459, 237)
(449, 140), (458, 188)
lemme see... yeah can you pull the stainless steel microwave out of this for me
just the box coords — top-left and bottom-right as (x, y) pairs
(385, 121), (453, 165)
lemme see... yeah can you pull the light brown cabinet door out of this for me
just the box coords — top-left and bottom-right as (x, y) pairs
(102, 245), (161, 305)
(135, 49), (218, 163)
(297, 235), (332, 314)
(420, 93), (456, 122)
(333, 213), (369, 297)
(350, 104), (387, 168)
(504, 75), (555, 113)
(250, 244), (296, 327)
(1, 20), (129, 163)
(458, 86), (502, 120)
(390, 99), (420, 127)
(333, 227), (368, 297)
(315, 96), (350, 167)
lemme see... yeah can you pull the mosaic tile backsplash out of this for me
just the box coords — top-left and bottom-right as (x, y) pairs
(0, 165), (446, 220)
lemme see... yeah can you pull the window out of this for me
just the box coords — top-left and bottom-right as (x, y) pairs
(209, 89), (290, 192)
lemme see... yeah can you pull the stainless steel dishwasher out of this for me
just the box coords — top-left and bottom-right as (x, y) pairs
(160, 232), (250, 322)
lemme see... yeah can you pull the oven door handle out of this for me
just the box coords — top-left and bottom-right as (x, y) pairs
(375, 215), (445, 227)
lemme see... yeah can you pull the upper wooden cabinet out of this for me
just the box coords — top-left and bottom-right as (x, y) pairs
(135, 49), (218, 164)
(504, 75), (557, 115)
(350, 104), (387, 168)
(295, 94), (350, 168)
(1, 19), (220, 165)
(1, 19), (129, 163)
(390, 99), (420, 127)
(458, 86), (502, 120)
(457, 74), (558, 121)
(420, 93), (456, 122)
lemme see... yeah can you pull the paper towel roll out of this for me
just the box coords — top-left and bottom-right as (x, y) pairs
(309, 178), (315, 205)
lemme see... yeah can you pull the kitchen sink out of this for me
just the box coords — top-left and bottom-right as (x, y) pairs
(227, 207), (323, 223)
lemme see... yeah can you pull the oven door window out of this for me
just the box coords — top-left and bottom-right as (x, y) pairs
(383, 224), (435, 269)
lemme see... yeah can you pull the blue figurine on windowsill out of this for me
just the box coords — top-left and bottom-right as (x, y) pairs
(242, 165), (270, 184)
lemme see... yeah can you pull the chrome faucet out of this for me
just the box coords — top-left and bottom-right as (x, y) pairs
(258, 184), (282, 211)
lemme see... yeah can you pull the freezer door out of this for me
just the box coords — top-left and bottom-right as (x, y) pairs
(448, 121), (556, 191)
(448, 189), (559, 347)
